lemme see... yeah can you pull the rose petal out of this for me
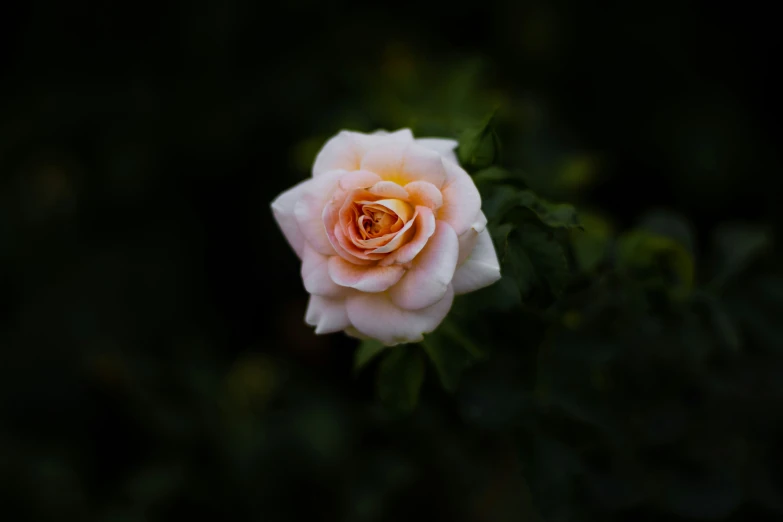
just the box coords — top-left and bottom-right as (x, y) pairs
(338, 170), (382, 191)
(345, 284), (454, 346)
(456, 212), (489, 266)
(416, 137), (459, 165)
(360, 142), (447, 188)
(312, 131), (375, 177)
(403, 180), (443, 210)
(372, 128), (415, 142)
(344, 327), (370, 340)
(301, 245), (346, 298)
(388, 220), (459, 310)
(380, 206), (436, 266)
(452, 228), (502, 295)
(368, 181), (409, 199)
(322, 198), (373, 265)
(305, 295), (351, 334)
(438, 159), (482, 236)
(293, 169), (346, 255)
(328, 256), (405, 292)
(313, 130), (415, 177)
(334, 223), (385, 262)
(367, 211), (417, 254)
(271, 177), (313, 258)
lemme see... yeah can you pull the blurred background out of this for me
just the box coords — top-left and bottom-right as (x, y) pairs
(1, 1), (781, 521)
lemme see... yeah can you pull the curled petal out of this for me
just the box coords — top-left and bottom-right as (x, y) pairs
(328, 256), (405, 292)
(334, 224), (385, 262)
(346, 285), (455, 346)
(452, 228), (502, 295)
(301, 245), (346, 298)
(271, 178), (313, 258)
(380, 206), (436, 266)
(389, 220), (459, 310)
(305, 295), (351, 334)
(403, 180), (443, 210)
(438, 160), (482, 236)
(416, 137), (459, 165)
(361, 142), (447, 188)
(368, 181), (409, 199)
(367, 212), (417, 254)
(456, 212), (489, 266)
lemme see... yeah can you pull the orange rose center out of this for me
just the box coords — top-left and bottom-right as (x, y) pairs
(355, 198), (414, 240)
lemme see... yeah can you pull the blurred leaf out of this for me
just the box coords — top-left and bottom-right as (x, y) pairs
(457, 110), (501, 170)
(422, 321), (484, 392)
(571, 211), (613, 272)
(616, 230), (694, 299)
(639, 208), (696, 256)
(694, 291), (741, 352)
(354, 339), (388, 374)
(712, 222), (772, 287)
(377, 345), (425, 413)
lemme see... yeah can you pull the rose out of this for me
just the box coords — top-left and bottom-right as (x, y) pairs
(271, 129), (501, 345)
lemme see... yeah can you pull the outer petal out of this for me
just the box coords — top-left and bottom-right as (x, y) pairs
(416, 138), (459, 164)
(271, 177), (317, 258)
(301, 245), (346, 298)
(313, 130), (415, 177)
(403, 180), (443, 210)
(360, 142), (447, 188)
(388, 220), (459, 310)
(305, 296), (351, 334)
(380, 206), (436, 266)
(294, 169), (345, 255)
(372, 128), (415, 142)
(346, 285), (455, 346)
(438, 159), (482, 236)
(312, 131), (375, 176)
(456, 212), (488, 266)
(328, 256), (405, 292)
(452, 228), (502, 295)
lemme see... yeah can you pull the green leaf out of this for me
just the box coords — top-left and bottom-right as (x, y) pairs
(354, 339), (388, 374)
(517, 190), (582, 229)
(506, 224), (570, 297)
(457, 110), (501, 169)
(481, 185), (519, 223)
(376, 345), (425, 413)
(422, 321), (484, 392)
(490, 222), (515, 262)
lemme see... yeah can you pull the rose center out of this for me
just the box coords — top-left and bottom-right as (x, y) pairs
(355, 198), (414, 240)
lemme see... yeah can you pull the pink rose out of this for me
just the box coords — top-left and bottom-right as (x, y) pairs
(272, 129), (501, 345)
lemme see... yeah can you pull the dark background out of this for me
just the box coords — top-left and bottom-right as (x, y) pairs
(1, 1), (781, 521)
